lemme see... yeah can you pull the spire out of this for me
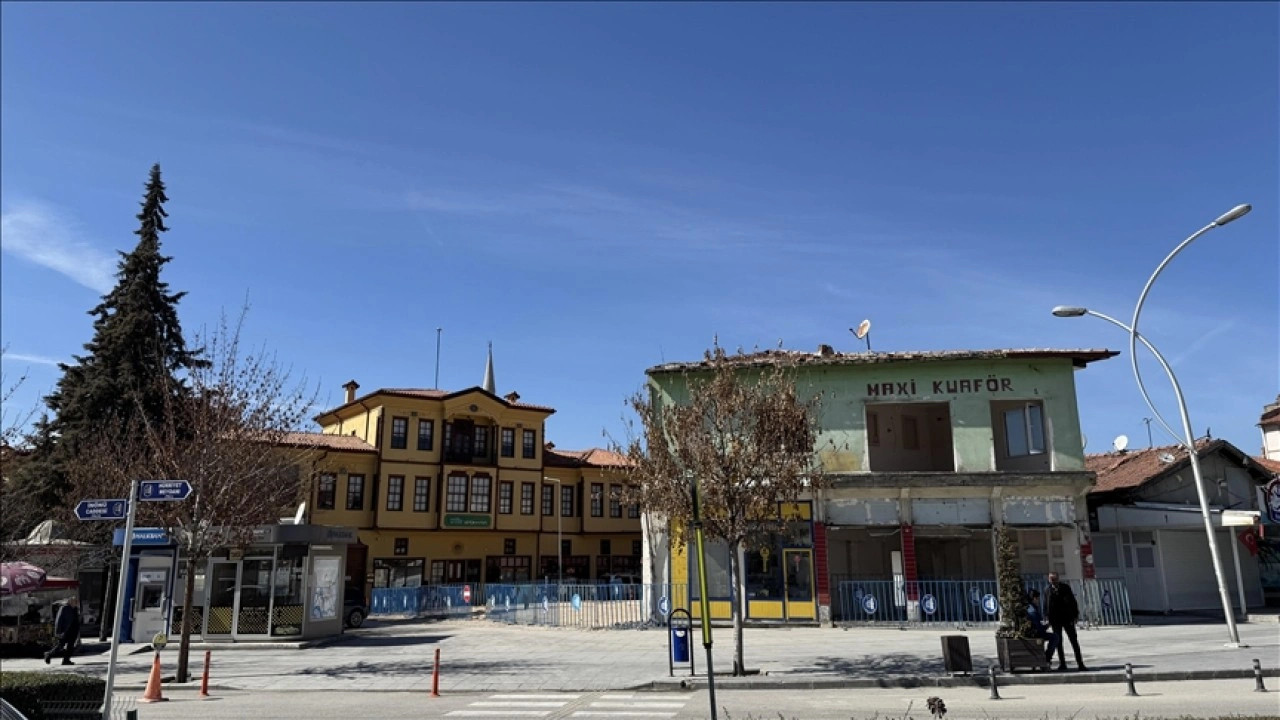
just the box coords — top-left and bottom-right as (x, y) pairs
(482, 341), (496, 394)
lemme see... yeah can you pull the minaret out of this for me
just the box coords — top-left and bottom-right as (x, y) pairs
(482, 342), (496, 394)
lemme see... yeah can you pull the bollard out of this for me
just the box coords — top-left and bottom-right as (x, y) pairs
(431, 647), (441, 698)
(199, 650), (211, 698)
(988, 666), (1001, 700)
(1125, 663), (1138, 697)
(1254, 659), (1267, 692)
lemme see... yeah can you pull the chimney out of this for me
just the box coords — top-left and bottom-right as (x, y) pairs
(504, 391), (521, 403)
(818, 343), (835, 357)
(343, 380), (360, 404)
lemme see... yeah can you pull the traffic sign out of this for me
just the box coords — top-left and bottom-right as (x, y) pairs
(981, 594), (999, 616)
(462, 584), (472, 603)
(921, 594), (937, 616)
(658, 596), (671, 616)
(861, 594), (878, 614)
(75, 499), (129, 521)
(139, 480), (192, 502)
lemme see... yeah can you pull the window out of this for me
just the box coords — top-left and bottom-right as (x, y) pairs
(469, 474), (492, 513)
(373, 558), (423, 588)
(346, 475), (365, 510)
(475, 426), (490, 457)
(498, 481), (513, 514)
(485, 555), (531, 583)
(317, 474), (336, 510)
(561, 483), (574, 517)
(523, 429), (537, 459)
(628, 502), (640, 519)
(1003, 403), (1047, 457)
(446, 474), (468, 512)
(632, 540), (642, 556)
(394, 538), (408, 556)
(600, 539), (611, 556)
(609, 484), (622, 518)
(520, 482), (535, 515)
(590, 483), (604, 517)
(417, 419), (434, 451)
(504, 538), (516, 555)
(413, 477), (430, 512)
(542, 484), (554, 516)
(501, 428), (515, 457)
(386, 475), (404, 511)
(391, 417), (408, 449)
(561, 539), (572, 557)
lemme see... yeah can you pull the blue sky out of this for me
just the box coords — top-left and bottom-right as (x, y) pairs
(2, 3), (1277, 456)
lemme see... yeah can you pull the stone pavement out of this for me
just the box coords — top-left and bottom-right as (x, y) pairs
(3, 616), (1276, 693)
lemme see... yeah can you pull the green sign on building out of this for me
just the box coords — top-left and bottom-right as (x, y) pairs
(443, 513), (492, 529)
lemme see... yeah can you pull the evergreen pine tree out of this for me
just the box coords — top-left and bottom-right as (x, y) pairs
(12, 164), (205, 510)
(995, 527), (1032, 638)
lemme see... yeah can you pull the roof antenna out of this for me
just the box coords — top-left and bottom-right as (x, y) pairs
(1142, 418), (1153, 448)
(434, 327), (443, 390)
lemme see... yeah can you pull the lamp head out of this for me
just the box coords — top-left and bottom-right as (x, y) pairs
(1052, 306), (1088, 318)
(1214, 204), (1251, 226)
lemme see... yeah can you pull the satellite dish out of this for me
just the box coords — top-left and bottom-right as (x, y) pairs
(1158, 452), (1176, 464)
(1112, 435), (1130, 452)
(854, 319), (871, 339)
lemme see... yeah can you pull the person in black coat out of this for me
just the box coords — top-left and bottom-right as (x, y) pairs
(1043, 572), (1086, 671)
(45, 597), (81, 666)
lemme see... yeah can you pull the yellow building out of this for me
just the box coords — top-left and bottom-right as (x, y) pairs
(291, 369), (638, 595)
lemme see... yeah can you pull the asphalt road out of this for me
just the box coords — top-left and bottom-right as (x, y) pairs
(121, 679), (1280, 720)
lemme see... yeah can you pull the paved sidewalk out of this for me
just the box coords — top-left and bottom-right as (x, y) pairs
(3, 617), (1276, 693)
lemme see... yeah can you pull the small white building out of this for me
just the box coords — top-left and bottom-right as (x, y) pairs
(1086, 439), (1273, 614)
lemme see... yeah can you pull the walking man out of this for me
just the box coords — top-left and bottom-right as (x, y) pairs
(1043, 572), (1086, 671)
(44, 597), (81, 666)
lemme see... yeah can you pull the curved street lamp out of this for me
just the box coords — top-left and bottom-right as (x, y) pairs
(1053, 203), (1251, 648)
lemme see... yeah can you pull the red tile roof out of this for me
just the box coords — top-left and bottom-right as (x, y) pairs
(1087, 438), (1277, 495)
(1255, 456), (1280, 476)
(648, 348), (1118, 375)
(276, 431), (378, 454)
(545, 447), (631, 469)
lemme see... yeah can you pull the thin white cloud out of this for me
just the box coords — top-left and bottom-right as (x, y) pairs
(1, 200), (116, 293)
(1, 352), (62, 367)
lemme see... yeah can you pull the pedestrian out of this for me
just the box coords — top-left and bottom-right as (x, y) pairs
(1043, 572), (1086, 671)
(44, 597), (81, 666)
(1025, 588), (1058, 666)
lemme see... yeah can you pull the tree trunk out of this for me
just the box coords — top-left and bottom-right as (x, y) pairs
(175, 554), (198, 683)
(728, 540), (745, 676)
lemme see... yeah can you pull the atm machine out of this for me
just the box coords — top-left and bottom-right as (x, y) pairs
(113, 527), (178, 643)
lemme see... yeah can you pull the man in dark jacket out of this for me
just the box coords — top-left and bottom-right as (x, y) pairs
(44, 597), (81, 666)
(1043, 572), (1086, 671)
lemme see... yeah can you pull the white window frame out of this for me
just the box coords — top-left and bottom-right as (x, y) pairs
(1003, 402), (1047, 458)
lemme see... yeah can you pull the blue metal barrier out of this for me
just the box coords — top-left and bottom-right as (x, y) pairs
(836, 578), (1133, 628)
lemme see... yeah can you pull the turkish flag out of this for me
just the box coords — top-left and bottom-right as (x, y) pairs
(1239, 529), (1259, 557)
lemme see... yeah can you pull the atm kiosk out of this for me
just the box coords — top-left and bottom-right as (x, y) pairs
(111, 527), (178, 643)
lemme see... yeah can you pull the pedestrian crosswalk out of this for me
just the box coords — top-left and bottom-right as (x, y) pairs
(446, 692), (689, 718)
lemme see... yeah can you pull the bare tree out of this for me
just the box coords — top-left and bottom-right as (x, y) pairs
(1, 346), (42, 561)
(64, 307), (320, 682)
(611, 344), (837, 675)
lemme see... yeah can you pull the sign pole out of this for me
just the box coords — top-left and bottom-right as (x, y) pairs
(102, 478), (138, 719)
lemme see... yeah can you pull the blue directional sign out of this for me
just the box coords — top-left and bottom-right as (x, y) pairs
(139, 480), (192, 502)
(75, 499), (129, 521)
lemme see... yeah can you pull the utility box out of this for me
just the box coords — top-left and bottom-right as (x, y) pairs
(941, 635), (972, 674)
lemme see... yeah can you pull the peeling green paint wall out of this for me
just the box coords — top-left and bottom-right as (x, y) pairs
(647, 356), (1090, 473)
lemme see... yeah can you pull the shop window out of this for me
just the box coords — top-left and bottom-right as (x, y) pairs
(486, 555), (531, 583)
(688, 539), (732, 599)
(374, 558), (424, 588)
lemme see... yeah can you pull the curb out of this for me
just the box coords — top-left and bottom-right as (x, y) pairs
(642, 667), (1280, 692)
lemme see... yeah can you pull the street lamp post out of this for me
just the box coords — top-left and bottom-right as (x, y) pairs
(1050, 202), (1251, 648)
(545, 477), (563, 609)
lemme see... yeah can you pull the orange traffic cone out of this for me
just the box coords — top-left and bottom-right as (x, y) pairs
(139, 652), (169, 703)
